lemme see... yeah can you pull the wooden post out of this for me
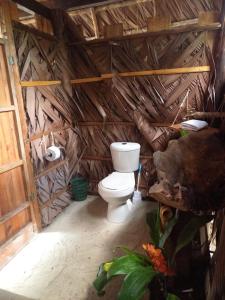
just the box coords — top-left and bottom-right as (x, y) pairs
(90, 8), (99, 38)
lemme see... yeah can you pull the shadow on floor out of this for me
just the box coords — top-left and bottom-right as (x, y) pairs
(86, 196), (107, 218)
(0, 289), (36, 300)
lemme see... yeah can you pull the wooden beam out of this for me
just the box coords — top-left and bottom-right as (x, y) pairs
(60, 0), (120, 10)
(70, 22), (221, 46)
(35, 159), (68, 179)
(11, 0), (51, 20)
(70, 66), (211, 84)
(13, 20), (56, 41)
(0, 160), (23, 174)
(0, 105), (15, 112)
(90, 8), (99, 38)
(20, 80), (61, 87)
(0, 202), (30, 224)
(26, 123), (70, 142)
(20, 66), (211, 87)
(95, 0), (150, 12)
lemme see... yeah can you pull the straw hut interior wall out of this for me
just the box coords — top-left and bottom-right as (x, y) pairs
(0, 0), (225, 299)
(10, 0), (223, 227)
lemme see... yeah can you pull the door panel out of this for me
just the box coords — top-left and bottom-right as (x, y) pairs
(0, 206), (31, 246)
(0, 167), (27, 217)
(0, 44), (12, 106)
(0, 1), (41, 256)
(0, 111), (20, 164)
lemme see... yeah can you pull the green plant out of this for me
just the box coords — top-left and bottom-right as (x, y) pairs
(93, 208), (212, 300)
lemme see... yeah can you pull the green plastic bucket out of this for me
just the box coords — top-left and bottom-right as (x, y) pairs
(71, 176), (89, 201)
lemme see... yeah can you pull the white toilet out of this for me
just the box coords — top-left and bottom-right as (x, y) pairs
(98, 142), (140, 223)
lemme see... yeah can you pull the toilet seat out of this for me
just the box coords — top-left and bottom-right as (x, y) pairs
(98, 172), (135, 199)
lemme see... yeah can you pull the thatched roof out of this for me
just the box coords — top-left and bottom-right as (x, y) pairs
(68, 0), (222, 39)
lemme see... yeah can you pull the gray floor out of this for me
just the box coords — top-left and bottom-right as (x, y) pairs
(0, 196), (155, 300)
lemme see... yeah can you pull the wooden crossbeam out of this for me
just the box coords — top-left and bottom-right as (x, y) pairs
(0, 202), (30, 224)
(59, 0), (120, 10)
(70, 22), (221, 46)
(0, 105), (15, 113)
(11, 0), (51, 20)
(90, 8), (99, 38)
(0, 160), (24, 174)
(26, 123), (70, 142)
(20, 66), (211, 87)
(20, 80), (61, 87)
(13, 21), (56, 41)
(70, 66), (211, 84)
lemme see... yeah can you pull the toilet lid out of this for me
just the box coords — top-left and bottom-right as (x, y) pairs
(101, 172), (134, 190)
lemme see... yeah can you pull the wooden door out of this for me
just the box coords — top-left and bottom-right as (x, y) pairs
(0, 2), (41, 254)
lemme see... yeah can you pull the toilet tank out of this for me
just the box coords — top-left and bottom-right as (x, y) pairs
(110, 142), (140, 172)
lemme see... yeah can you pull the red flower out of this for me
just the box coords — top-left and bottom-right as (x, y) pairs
(143, 243), (175, 276)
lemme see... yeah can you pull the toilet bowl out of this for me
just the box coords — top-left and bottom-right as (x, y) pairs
(98, 142), (141, 223)
(98, 172), (135, 223)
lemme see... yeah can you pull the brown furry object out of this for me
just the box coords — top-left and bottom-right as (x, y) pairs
(149, 128), (225, 211)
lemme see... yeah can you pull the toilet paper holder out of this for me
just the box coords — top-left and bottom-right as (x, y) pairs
(42, 131), (62, 162)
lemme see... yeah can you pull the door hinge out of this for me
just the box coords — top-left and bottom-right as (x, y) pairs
(29, 192), (35, 201)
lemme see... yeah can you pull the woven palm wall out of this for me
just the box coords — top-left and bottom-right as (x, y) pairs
(67, 0), (221, 194)
(13, 0), (222, 224)
(14, 28), (80, 226)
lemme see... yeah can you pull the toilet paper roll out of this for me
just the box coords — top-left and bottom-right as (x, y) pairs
(45, 146), (61, 161)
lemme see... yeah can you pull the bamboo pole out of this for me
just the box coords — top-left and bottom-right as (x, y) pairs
(20, 66), (211, 87)
(20, 80), (61, 87)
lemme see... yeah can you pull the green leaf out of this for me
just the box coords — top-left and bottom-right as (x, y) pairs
(174, 215), (213, 258)
(118, 266), (157, 300)
(93, 263), (110, 295)
(146, 208), (161, 247)
(108, 255), (146, 278)
(117, 246), (151, 263)
(159, 215), (178, 249)
(167, 293), (180, 300)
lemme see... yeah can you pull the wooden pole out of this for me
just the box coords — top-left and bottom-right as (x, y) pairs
(90, 8), (99, 38)
(20, 66), (211, 87)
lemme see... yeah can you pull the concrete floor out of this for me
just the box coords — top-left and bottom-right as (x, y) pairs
(0, 196), (155, 300)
